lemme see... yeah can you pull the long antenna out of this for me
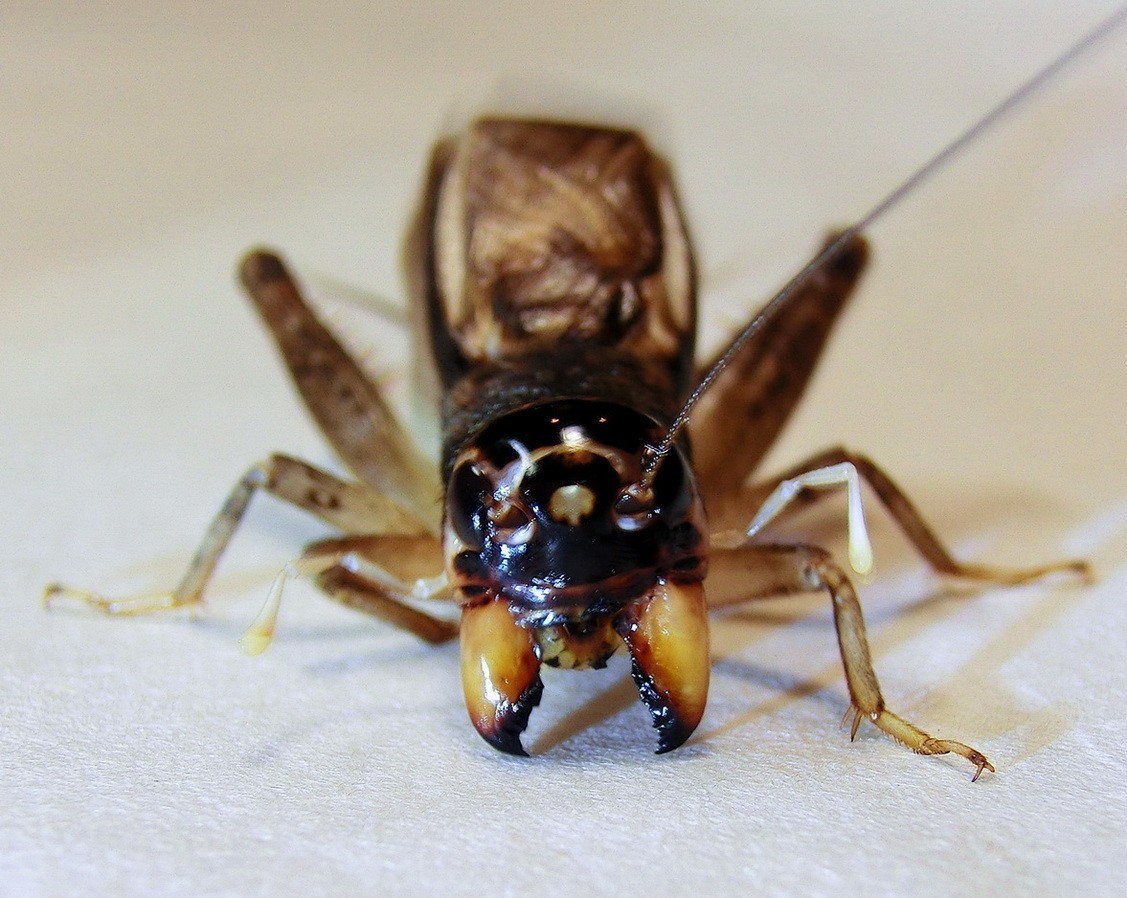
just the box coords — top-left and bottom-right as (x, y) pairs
(642, 4), (1127, 481)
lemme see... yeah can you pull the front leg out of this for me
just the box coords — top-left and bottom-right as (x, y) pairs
(709, 543), (994, 780)
(616, 578), (711, 754)
(459, 596), (543, 756)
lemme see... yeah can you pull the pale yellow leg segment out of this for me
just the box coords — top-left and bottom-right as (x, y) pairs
(746, 462), (873, 575)
(42, 584), (187, 616)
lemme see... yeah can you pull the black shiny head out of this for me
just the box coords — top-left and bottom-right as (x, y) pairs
(444, 399), (705, 625)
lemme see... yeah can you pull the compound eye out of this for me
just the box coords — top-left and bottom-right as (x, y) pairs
(447, 462), (492, 548)
(613, 483), (655, 531)
(487, 499), (535, 546)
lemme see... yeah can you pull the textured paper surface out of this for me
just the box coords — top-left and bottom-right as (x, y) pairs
(3, 3), (1125, 895)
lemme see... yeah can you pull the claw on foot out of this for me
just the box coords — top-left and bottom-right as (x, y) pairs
(920, 737), (996, 782)
(971, 756), (995, 783)
(852, 705), (995, 781)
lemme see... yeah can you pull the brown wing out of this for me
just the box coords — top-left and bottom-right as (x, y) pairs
(688, 233), (869, 510)
(407, 118), (697, 394)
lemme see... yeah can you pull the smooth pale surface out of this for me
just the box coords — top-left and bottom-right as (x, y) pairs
(3, 3), (1125, 895)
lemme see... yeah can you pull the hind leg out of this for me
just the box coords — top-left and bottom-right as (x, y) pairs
(239, 250), (440, 526)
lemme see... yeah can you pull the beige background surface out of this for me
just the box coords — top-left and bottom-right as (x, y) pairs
(3, 2), (1125, 895)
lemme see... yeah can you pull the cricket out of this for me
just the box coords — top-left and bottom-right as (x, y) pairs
(46, 11), (1121, 779)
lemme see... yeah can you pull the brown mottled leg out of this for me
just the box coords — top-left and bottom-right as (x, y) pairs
(316, 570), (457, 645)
(721, 446), (1090, 585)
(45, 454), (429, 615)
(239, 250), (440, 526)
(709, 542), (994, 779)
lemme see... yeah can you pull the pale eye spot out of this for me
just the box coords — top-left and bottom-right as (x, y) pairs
(559, 425), (586, 446)
(548, 483), (596, 526)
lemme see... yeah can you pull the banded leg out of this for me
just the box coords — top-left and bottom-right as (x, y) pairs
(243, 534), (456, 653)
(709, 542), (994, 779)
(45, 453), (429, 615)
(721, 446), (1090, 585)
(240, 250), (441, 527)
